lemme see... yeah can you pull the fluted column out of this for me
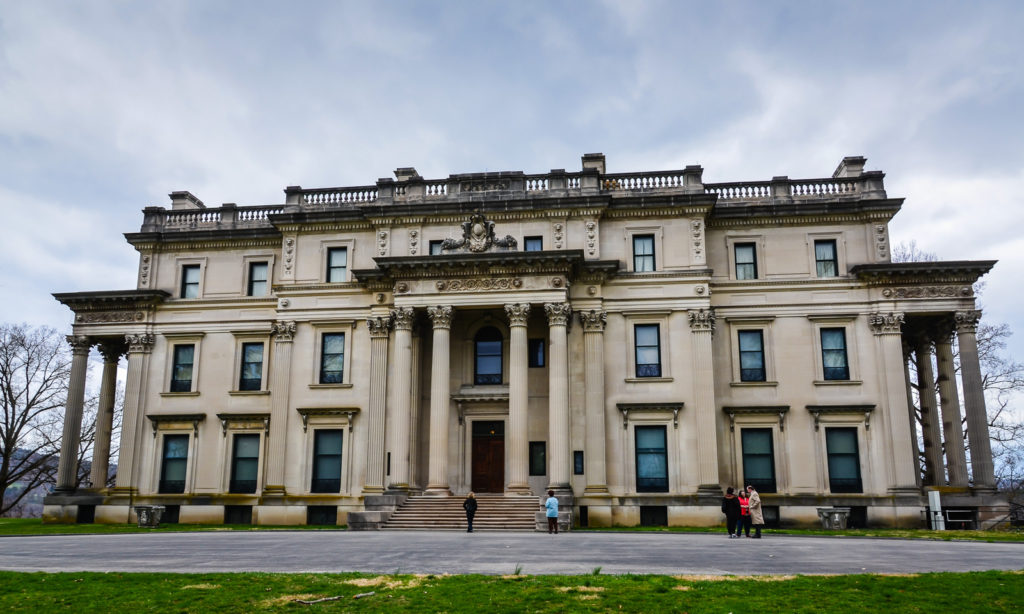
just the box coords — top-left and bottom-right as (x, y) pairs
(364, 314), (393, 494)
(935, 327), (969, 487)
(955, 310), (995, 489)
(114, 333), (154, 491)
(914, 336), (944, 486)
(902, 341), (922, 487)
(870, 313), (918, 491)
(505, 303), (531, 494)
(425, 306), (453, 495)
(580, 309), (608, 494)
(688, 309), (720, 493)
(545, 302), (572, 491)
(263, 321), (296, 495)
(55, 336), (92, 492)
(387, 307), (415, 491)
(89, 342), (123, 490)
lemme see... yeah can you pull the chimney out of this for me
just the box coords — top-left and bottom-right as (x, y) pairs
(581, 153), (606, 175)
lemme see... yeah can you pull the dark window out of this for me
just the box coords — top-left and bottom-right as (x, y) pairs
(735, 243), (757, 280)
(528, 338), (545, 368)
(307, 505), (337, 526)
(634, 324), (662, 378)
(224, 505), (252, 524)
(161, 505), (180, 524)
(741, 428), (776, 493)
(815, 239), (838, 277)
(529, 441), (546, 476)
(524, 236), (543, 252)
(311, 430), (343, 493)
(76, 505), (95, 524)
(229, 433), (260, 494)
(821, 328), (850, 380)
(170, 344), (195, 392)
(826, 427), (862, 493)
(247, 262), (268, 296)
(180, 264), (200, 298)
(474, 326), (502, 385)
(573, 451), (584, 475)
(633, 234), (655, 272)
(640, 505), (668, 527)
(238, 342), (263, 391)
(327, 247), (347, 282)
(738, 330), (766, 382)
(635, 425), (668, 492)
(429, 240), (444, 255)
(159, 434), (189, 494)
(579, 506), (589, 527)
(319, 333), (345, 384)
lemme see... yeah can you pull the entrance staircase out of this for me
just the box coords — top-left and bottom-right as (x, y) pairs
(383, 493), (538, 531)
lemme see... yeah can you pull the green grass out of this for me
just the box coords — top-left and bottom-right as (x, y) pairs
(0, 570), (1021, 612)
(578, 525), (1024, 542)
(0, 518), (345, 536)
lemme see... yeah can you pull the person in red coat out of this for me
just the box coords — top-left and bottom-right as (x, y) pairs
(738, 490), (751, 537)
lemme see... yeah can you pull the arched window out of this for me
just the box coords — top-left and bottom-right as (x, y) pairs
(474, 326), (503, 385)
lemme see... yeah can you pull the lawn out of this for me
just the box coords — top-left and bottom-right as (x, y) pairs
(0, 570), (1021, 612)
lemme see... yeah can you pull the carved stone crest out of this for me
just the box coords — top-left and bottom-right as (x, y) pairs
(440, 213), (518, 253)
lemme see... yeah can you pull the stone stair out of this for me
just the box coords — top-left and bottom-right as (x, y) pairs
(383, 494), (539, 531)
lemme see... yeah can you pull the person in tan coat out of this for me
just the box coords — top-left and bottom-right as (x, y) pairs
(746, 485), (764, 538)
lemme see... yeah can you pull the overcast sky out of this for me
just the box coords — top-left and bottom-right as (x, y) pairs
(0, 1), (1021, 361)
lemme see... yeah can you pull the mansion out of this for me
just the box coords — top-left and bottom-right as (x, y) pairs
(44, 154), (1004, 529)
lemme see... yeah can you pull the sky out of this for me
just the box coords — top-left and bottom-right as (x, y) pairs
(0, 0), (1021, 363)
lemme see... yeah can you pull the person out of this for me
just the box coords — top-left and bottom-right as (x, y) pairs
(721, 487), (741, 538)
(463, 492), (477, 533)
(746, 485), (763, 538)
(544, 490), (559, 534)
(738, 489), (751, 537)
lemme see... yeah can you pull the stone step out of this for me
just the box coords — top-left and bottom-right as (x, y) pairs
(383, 494), (539, 531)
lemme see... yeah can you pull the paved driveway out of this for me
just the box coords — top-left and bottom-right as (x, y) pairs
(1, 531), (1022, 575)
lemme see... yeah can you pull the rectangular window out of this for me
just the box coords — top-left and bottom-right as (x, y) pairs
(735, 243), (758, 280)
(311, 430), (343, 493)
(815, 239), (838, 277)
(528, 338), (545, 368)
(632, 234), (655, 272)
(159, 434), (189, 494)
(738, 330), (766, 382)
(180, 264), (200, 298)
(429, 240), (444, 255)
(826, 427), (862, 493)
(573, 451), (585, 475)
(326, 247), (348, 282)
(229, 433), (260, 494)
(524, 236), (543, 252)
(247, 261), (268, 296)
(634, 324), (662, 378)
(238, 342), (264, 391)
(741, 429), (776, 493)
(319, 333), (345, 384)
(821, 328), (850, 380)
(635, 425), (668, 492)
(170, 344), (195, 392)
(529, 441), (546, 476)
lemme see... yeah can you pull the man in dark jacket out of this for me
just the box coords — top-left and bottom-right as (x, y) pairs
(463, 492), (478, 533)
(721, 487), (741, 538)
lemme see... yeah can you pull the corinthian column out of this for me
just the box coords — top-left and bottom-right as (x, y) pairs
(870, 313), (918, 491)
(425, 306), (453, 495)
(114, 333), (154, 492)
(263, 321), (296, 495)
(580, 309), (609, 494)
(688, 309), (720, 493)
(935, 326), (969, 487)
(545, 302), (572, 492)
(89, 342), (123, 490)
(505, 303), (531, 494)
(364, 314), (393, 494)
(914, 336), (944, 486)
(955, 310), (995, 489)
(55, 335), (92, 492)
(387, 307), (415, 491)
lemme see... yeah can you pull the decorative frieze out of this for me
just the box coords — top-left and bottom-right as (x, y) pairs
(391, 307), (415, 331)
(955, 310), (981, 333)
(125, 333), (155, 353)
(271, 320), (297, 342)
(436, 278), (523, 292)
(869, 312), (905, 335)
(427, 305), (453, 329)
(578, 309), (607, 332)
(74, 311), (147, 324)
(504, 303), (531, 327)
(366, 315), (393, 338)
(461, 180), (509, 192)
(544, 302), (572, 327)
(688, 308), (716, 333)
(880, 286), (972, 299)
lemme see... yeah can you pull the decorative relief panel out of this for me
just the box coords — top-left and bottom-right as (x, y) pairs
(75, 311), (147, 324)
(435, 278), (523, 292)
(440, 213), (517, 253)
(138, 253), (153, 288)
(377, 229), (390, 257)
(881, 286), (972, 299)
(553, 222), (565, 249)
(282, 235), (296, 279)
(461, 180), (509, 192)
(585, 220), (599, 257)
(874, 224), (889, 261)
(690, 219), (705, 264)
(408, 228), (420, 256)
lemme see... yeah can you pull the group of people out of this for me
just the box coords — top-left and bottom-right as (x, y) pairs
(721, 485), (763, 538)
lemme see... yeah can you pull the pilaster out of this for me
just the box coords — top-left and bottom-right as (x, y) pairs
(688, 309), (720, 493)
(113, 333), (154, 493)
(263, 321), (296, 495)
(868, 312), (918, 491)
(580, 309), (608, 494)
(364, 314), (393, 494)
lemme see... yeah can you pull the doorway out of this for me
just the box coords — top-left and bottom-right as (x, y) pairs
(471, 420), (505, 493)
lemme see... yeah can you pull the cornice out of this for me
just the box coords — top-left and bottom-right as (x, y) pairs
(706, 208), (899, 229)
(129, 237), (281, 251)
(849, 261), (996, 286)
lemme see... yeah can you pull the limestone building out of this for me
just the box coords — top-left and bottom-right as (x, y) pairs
(45, 154), (1004, 529)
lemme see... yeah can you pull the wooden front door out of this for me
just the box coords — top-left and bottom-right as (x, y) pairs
(471, 421), (505, 493)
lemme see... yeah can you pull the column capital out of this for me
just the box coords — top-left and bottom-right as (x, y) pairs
(97, 341), (126, 363)
(504, 303), (531, 327)
(869, 311), (905, 336)
(391, 306), (415, 331)
(955, 310), (981, 333)
(367, 315), (393, 338)
(66, 335), (92, 356)
(688, 308), (716, 333)
(544, 302), (572, 327)
(271, 320), (297, 342)
(124, 333), (155, 354)
(578, 309), (607, 332)
(427, 305), (453, 329)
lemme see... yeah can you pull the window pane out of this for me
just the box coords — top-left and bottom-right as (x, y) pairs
(636, 425), (666, 449)
(181, 265), (200, 298)
(165, 435), (189, 459)
(315, 457), (341, 480)
(742, 429), (772, 454)
(171, 345), (194, 391)
(476, 356), (501, 374)
(529, 441), (546, 476)
(633, 235), (655, 272)
(635, 426), (668, 492)
(635, 325), (659, 347)
(826, 428), (857, 454)
(429, 241), (443, 255)
(234, 459), (258, 481)
(636, 347), (660, 365)
(327, 248), (347, 282)
(524, 237), (543, 251)
(738, 331), (762, 352)
(528, 338), (545, 368)
(323, 334), (345, 354)
(815, 240), (838, 277)
(316, 431), (343, 455)
(821, 329), (845, 350)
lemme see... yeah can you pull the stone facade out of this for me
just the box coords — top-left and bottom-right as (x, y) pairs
(46, 154), (1005, 529)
